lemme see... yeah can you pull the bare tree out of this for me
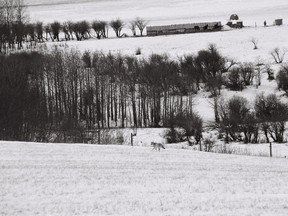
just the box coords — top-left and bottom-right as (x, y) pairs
(251, 37), (259, 49)
(50, 21), (61, 41)
(12, 22), (24, 49)
(271, 47), (287, 64)
(225, 67), (244, 91)
(135, 17), (148, 36)
(255, 93), (288, 143)
(239, 62), (254, 86)
(44, 24), (52, 41)
(66, 21), (74, 40)
(35, 22), (43, 42)
(100, 21), (108, 38)
(62, 22), (71, 40)
(195, 44), (226, 96)
(2, 0), (15, 26)
(110, 18), (124, 37)
(79, 20), (91, 40)
(0, 0), (29, 51)
(25, 23), (36, 43)
(218, 96), (252, 143)
(2, 0), (16, 48)
(128, 20), (137, 36)
(92, 20), (107, 39)
(14, 0), (28, 49)
(69, 21), (91, 41)
(14, 0), (29, 24)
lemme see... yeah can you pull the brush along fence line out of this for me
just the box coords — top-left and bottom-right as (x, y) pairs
(146, 21), (222, 36)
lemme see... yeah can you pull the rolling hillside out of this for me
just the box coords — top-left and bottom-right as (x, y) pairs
(2, 1), (288, 215)
(25, 0), (288, 27)
(1, 142), (288, 215)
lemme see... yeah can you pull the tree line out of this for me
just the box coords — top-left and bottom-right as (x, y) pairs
(0, 44), (235, 141)
(1, 43), (288, 143)
(0, 0), (148, 53)
(165, 69), (288, 145)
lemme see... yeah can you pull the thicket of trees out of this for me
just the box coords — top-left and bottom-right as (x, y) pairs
(1, 42), (288, 143)
(0, 44), (237, 141)
(216, 94), (288, 144)
(0, 48), (195, 141)
(164, 112), (203, 145)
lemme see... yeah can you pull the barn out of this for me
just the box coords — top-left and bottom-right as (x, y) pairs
(146, 21), (221, 36)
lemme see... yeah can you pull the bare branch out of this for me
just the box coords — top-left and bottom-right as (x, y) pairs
(135, 17), (148, 36)
(251, 37), (259, 50)
(270, 47), (287, 64)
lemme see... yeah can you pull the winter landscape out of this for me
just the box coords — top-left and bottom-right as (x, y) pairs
(1, 0), (288, 215)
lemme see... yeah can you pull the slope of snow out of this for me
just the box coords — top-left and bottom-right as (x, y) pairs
(1, 141), (288, 215)
(3, 2), (288, 215)
(26, 0), (288, 28)
(56, 25), (288, 64)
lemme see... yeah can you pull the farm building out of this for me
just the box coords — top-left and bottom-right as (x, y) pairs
(226, 14), (243, 28)
(274, 19), (283, 26)
(146, 21), (221, 36)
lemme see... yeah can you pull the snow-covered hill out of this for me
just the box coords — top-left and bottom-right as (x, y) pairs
(1, 141), (288, 215)
(2, 1), (288, 215)
(26, 0), (288, 28)
(23, 0), (288, 63)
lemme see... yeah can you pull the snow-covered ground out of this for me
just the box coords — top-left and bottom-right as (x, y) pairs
(23, 0), (288, 63)
(226, 143), (288, 158)
(2, 1), (288, 215)
(25, 0), (288, 52)
(26, 0), (288, 28)
(1, 141), (288, 216)
(49, 24), (288, 63)
(112, 127), (288, 158)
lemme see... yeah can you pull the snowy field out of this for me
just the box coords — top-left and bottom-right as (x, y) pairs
(52, 25), (288, 64)
(23, 0), (288, 62)
(1, 141), (288, 216)
(26, 0), (288, 27)
(2, 1), (288, 215)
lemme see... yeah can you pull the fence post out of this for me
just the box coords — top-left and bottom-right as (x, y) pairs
(97, 130), (100, 144)
(270, 142), (273, 157)
(131, 127), (137, 146)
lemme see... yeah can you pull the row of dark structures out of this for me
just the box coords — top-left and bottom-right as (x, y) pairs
(146, 14), (284, 37)
(146, 21), (222, 36)
(146, 14), (241, 36)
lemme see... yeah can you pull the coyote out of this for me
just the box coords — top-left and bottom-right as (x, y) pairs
(151, 142), (165, 151)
